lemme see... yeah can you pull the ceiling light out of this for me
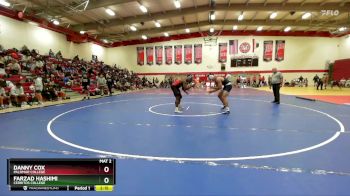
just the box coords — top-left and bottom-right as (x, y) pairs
(209, 27), (214, 33)
(80, 31), (85, 34)
(0, 0), (10, 7)
(164, 32), (169, 37)
(142, 35), (147, 40)
(105, 8), (115, 16)
(155, 21), (161, 28)
(238, 14), (244, 21)
(302, 12), (311, 20)
(284, 26), (291, 32)
(270, 12), (277, 19)
(210, 12), (216, 21)
(185, 28), (190, 33)
(130, 25), (137, 31)
(233, 25), (238, 30)
(174, 0), (181, 8)
(53, 20), (60, 25)
(257, 26), (263, 31)
(139, 5), (148, 13)
(338, 27), (347, 32)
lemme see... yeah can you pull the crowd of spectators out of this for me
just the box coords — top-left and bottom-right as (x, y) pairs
(0, 45), (154, 110)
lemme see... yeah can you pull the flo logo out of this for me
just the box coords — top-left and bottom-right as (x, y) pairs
(239, 42), (251, 53)
(321, 10), (339, 16)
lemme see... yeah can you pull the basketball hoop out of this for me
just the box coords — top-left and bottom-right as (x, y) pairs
(203, 36), (218, 47)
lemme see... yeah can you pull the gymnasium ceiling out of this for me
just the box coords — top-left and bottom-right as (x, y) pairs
(4, 0), (350, 42)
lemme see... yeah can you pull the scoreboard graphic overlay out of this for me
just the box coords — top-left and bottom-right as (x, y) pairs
(7, 159), (115, 191)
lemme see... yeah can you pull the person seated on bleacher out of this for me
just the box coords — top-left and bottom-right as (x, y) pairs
(41, 80), (58, 101)
(346, 78), (350, 88)
(331, 80), (342, 89)
(0, 81), (9, 109)
(7, 59), (21, 75)
(30, 49), (38, 57)
(6, 79), (15, 89)
(340, 78), (346, 87)
(0, 59), (5, 75)
(35, 58), (44, 70)
(56, 63), (63, 73)
(10, 82), (27, 107)
(54, 85), (68, 100)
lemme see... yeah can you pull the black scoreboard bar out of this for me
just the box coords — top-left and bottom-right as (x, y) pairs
(7, 158), (115, 191)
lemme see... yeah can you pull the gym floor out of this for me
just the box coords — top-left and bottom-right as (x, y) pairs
(1, 88), (350, 195)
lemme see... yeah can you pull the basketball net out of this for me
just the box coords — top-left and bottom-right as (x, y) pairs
(203, 32), (218, 50)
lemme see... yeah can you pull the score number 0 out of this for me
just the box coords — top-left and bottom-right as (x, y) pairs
(103, 166), (110, 184)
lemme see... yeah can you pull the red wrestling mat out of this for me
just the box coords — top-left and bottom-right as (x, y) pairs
(301, 95), (350, 105)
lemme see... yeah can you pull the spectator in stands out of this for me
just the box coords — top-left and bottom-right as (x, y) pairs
(48, 49), (54, 57)
(258, 74), (264, 87)
(298, 75), (304, 87)
(55, 51), (63, 59)
(64, 75), (73, 87)
(31, 49), (38, 57)
(7, 59), (21, 74)
(23, 57), (33, 71)
(0, 81), (9, 109)
(20, 45), (30, 55)
(0, 57), (5, 75)
(252, 75), (257, 87)
(340, 78), (346, 87)
(346, 78), (350, 88)
(73, 55), (79, 62)
(87, 66), (94, 76)
(56, 63), (63, 72)
(313, 74), (319, 87)
(55, 85), (68, 100)
(41, 80), (58, 101)
(96, 73), (107, 96)
(34, 75), (44, 105)
(331, 80), (342, 89)
(6, 80), (15, 89)
(10, 82), (27, 107)
(305, 78), (308, 87)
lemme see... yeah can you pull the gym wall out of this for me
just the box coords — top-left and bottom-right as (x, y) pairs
(0, 15), (107, 61)
(106, 36), (342, 82)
